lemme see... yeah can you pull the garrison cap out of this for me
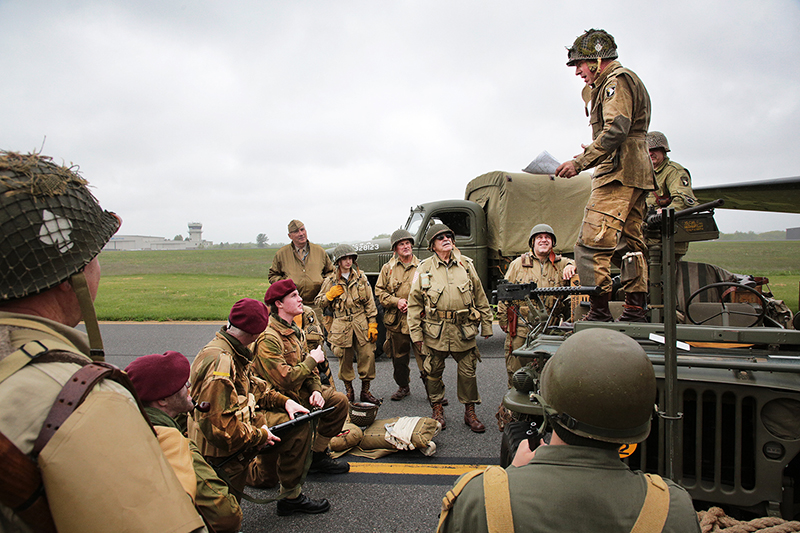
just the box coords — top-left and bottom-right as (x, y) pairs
(288, 219), (304, 233)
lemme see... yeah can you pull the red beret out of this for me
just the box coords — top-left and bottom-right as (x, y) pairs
(125, 351), (189, 402)
(264, 279), (297, 306)
(229, 297), (268, 334)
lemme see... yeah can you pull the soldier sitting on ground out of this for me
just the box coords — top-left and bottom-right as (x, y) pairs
(126, 351), (243, 533)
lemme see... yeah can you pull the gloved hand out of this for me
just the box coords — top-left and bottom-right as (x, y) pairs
(326, 285), (345, 301)
(368, 322), (378, 343)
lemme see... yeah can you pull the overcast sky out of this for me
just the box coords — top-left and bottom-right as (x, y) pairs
(1, 0), (798, 245)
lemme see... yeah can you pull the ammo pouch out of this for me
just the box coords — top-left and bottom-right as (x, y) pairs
(383, 307), (400, 329)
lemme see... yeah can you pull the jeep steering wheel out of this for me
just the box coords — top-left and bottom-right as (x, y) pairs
(685, 282), (767, 327)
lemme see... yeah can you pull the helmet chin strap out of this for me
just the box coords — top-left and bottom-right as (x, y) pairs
(70, 271), (105, 362)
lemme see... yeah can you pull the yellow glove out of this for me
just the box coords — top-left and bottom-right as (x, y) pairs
(326, 284), (345, 301)
(368, 322), (378, 343)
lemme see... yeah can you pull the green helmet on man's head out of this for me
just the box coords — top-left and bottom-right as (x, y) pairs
(390, 228), (414, 250)
(528, 223), (557, 249)
(425, 223), (454, 251)
(566, 29), (618, 67)
(646, 131), (671, 153)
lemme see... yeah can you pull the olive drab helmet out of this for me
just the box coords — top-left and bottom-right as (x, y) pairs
(0, 151), (120, 359)
(539, 329), (656, 444)
(390, 228), (414, 250)
(646, 131), (670, 153)
(528, 223), (557, 249)
(566, 29), (618, 66)
(425, 223), (454, 251)
(332, 243), (358, 264)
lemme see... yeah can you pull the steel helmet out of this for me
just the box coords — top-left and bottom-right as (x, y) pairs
(390, 228), (415, 250)
(332, 243), (358, 264)
(566, 29), (618, 67)
(646, 131), (670, 153)
(0, 151), (120, 301)
(425, 223), (454, 251)
(528, 223), (557, 249)
(539, 328), (656, 443)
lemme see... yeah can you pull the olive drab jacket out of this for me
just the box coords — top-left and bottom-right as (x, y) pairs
(497, 251), (575, 332)
(269, 242), (335, 305)
(407, 250), (493, 352)
(252, 314), (322, 405)
(314, 267), (378, 348)
(646, 157), (697, 211)
(0, 312), (203, 533)
(574, 60), (655, 192)
(374, 254), (420, 335)
(188, 328), (289, 458)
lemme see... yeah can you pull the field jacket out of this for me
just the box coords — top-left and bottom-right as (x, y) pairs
(374, 254), (420, 335)
(269, 242), (334, 305)
(315, 267), (377, 348)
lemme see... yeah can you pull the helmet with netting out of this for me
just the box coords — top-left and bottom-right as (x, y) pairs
(332, 243), (358, 264)
(0, 151), (120, 301)
(646, 131), (670, 152)
(566, 29), (618, 66)
(425, 223), (454, 251)
(528, 223), (557, 248)
(539, 328), (656, 443)
(390, 228), (414, 250)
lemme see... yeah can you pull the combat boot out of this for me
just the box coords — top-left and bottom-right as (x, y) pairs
(390, 385), (410, 401)
(432, 401), (446, 430)
(276, 493), (331, 516)
(617, 292), (649, 323)
(583, 293), (614, 322)
(309, 449), (350, 475)
(343, 381), (354, 403)
(360, 380), (383, 405)
(464, 403), (485, 433)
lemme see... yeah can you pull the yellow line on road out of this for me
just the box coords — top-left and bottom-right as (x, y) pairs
(347, 462), (488, 476)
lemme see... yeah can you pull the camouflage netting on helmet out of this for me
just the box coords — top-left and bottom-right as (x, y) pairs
(566, 28), (618, 66)
(0, 151), (120, 301)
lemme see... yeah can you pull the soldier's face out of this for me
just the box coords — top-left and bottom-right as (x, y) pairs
(432, 233), (453, 255)
(574, 61), (597, 85)
(649, 149), (666, 167)
(278, 289), (304, 318)
(395, 239), (413, 260)
(533, 233), (553, 256)
(338, 256), (354, 271)
(289, 226), (308, 247)
(164, 383), (194, 416)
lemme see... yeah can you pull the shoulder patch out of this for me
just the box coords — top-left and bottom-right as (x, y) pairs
(605, 83), (616, 99)
(681, 176), (690, 187)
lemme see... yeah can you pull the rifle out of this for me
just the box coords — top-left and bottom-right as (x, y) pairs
(0, 431), (57, 532)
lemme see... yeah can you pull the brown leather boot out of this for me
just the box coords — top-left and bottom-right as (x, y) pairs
(343, 381), (354, 403)
(390, 386), (410, 401)
(617, 292), (649, 323)
(464, 403), (485, 433)
(360, 380), (383, 405)
(432, 402), (446, 429)
(583, 293), (614, 322)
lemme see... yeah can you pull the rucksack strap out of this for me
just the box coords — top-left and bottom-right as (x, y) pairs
(436, 468), (485, 533)
(630, 473), (670, 533)
(483, 465), (514, 533)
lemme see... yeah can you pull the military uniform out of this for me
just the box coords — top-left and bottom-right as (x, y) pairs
(188, 327), (311, 499)
(375, 254), (424, 391)
(269, 241), (334, 321)
(146, 406), (242, 533)
(646, 157), (697, 257)
(0, 312), (203, 533)
(252, 314), (348, 454)
(407, 250), (493, 405)
(440, 445), (701, 533)
(573, 60), (655, 296)
(497, 251), (574, 384)
(314, 267), (378, 384)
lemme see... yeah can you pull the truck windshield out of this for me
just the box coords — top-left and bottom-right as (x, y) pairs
(405, 209), (424, 236)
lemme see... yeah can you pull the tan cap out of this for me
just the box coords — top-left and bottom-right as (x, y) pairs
(288, 219), (305, 233)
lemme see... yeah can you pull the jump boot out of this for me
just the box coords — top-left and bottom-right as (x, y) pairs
(617, 292), (649, 323)
(432, 401), (446, 430)
(360, 380), (383, 405)
(390, 385), (410, 401)
(464, 403), (485, 433)
(583, 293), (614, 322)
(343, 381), (354, 403)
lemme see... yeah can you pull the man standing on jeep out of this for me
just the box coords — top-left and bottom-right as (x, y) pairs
(555, 29), (655, 323)
(407, 224), (493, 433)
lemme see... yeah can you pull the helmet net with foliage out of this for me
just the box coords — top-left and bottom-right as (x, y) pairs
(566, 29), (618, 66)
(646, 131), (670, 152)
(0, 151), (120, 301)
(540, 328), (656, 444)
(390, 228), (414, 250)
(332, 243), (358, 264)
(425, 223), (454, 251)
(528, 223), (557, 248)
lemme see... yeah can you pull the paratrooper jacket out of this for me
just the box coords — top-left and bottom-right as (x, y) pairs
(375, 254), (420, 335)
(314, 267), (378, 348)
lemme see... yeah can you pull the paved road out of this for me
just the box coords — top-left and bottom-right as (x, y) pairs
(95, 322), (510, 533)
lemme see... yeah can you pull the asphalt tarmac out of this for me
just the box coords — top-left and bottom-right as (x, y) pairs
(97, 322), (510, 533)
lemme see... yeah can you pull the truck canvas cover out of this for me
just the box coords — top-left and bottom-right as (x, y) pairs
(464, 171), (592, 257)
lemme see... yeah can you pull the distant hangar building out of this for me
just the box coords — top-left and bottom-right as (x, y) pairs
(103, 222), (212, 251)
(787, 227), (800, 240)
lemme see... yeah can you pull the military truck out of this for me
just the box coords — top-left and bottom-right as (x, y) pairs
(500, 202), (800, 520)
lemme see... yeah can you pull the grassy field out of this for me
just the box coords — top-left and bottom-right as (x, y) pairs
(94, 241), (800, 320)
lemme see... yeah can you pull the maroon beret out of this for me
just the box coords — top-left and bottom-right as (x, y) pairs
(125, 351), (189, 402)
(264, 279), (298, 306)
(229, 297), (268, 334)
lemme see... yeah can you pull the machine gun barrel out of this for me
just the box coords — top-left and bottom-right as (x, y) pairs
(646, 198), (724, 227)
(496, 281), (599, 302)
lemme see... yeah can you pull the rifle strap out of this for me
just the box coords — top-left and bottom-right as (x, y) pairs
(482, 465), (514, 533)
(435, 468), (485, 533)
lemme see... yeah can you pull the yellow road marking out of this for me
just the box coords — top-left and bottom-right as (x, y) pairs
(347, 462), (488, 476)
